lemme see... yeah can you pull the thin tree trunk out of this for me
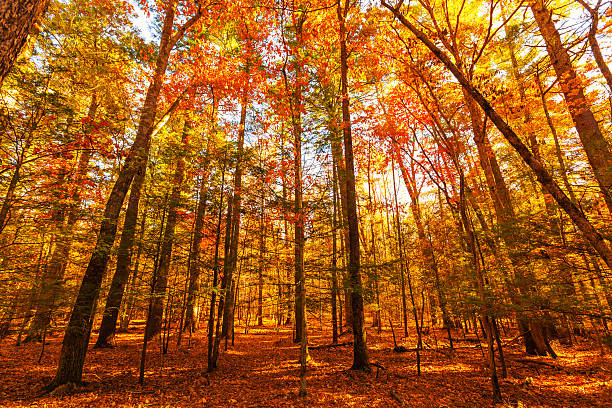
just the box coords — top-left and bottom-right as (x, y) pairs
(206, 151), (227, 372)
(331, 164), (339, 344)
(338, 0), (369, 371)
(184, 90), (217, 332)
(577, 0), (612, 93)
(211, 86), (249, 368)
(391, 158), (409, 338)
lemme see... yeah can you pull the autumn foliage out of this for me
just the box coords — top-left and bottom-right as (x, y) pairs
(0, 0), (611, 406)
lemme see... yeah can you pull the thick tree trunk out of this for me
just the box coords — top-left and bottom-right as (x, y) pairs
(0, 0), (48, 85)
(94, 161), (146, 347)
(97, 87), (190, 346)
(47, 2), (187, 388)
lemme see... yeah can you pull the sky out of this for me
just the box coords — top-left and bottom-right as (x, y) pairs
(130, 0), (154, 43)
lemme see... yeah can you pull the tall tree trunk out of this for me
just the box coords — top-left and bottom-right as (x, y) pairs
(396, 155), (452, 330)
(331, 163), (339, 344)
(47, 1), (198, 388)
(338, 0), (369, 371)
(391, 158), (409, 338)
(120, 208), (147, 332)
(257, 176), (266, 327)
(206, 152), (227, 371)
(184, 90), (217, 332)
(96, 87), (190, 347)
(366, 141), (382, 330)
(459, 176), (502, 402)
(283, 13), (307, 344)
(0, 0), (48, 85)
(94, 158), (146, 347)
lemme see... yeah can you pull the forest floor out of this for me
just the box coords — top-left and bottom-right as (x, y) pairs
(0, 323), (610, 407)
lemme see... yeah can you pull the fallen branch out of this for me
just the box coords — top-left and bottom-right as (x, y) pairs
(308, 341), (352, 350)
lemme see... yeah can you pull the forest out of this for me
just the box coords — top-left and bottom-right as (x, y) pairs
(0, 0), (611, 407)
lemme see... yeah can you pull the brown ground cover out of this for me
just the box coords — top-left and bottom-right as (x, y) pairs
(0, 325), (610, 407)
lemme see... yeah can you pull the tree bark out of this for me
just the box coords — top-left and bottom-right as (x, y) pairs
(0, 0), (48, 85)
(338, 0), (369, 371)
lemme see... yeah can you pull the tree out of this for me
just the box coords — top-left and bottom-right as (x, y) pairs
(47, 0), (203, 388)
(338, 0), (369, 372)
(0, 0), (49, 85)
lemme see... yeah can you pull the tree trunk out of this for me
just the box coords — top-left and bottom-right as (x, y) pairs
(338, 0), (369, 371)
(257, 181), (266, 327)
(184, 90), (217, 332)
(463, 91), (548, 356)
(94, 159), (146, 347)
(331, 163), (340, 344)
(0, 0), (48, 85)
(206, 152), (227, 371)
(47, 2), (187, 388)
(366, 141), (382, 330)
(211, 87), (249, 368)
